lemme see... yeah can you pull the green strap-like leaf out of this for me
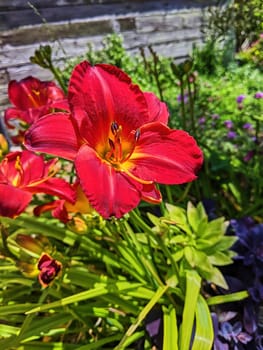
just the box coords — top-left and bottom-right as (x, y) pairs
(26, 281), (142, 314)
(191, 295), (214, 350)
(163, 305), (178, 350)
(179, 270), (201, 350)
(16, 342), (76, 349)
(207, 290), (249, 306)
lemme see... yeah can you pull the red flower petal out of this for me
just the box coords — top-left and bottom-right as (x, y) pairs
(27, 178), (76, 203)
(38, 253), (53, 270)
(24, 113), (79, 160)
(0, 184), (32, 218)
(4, 108), (32, 128)
(34, 200), (62, 216)
(141, 183), (162, 204)
(68, 61), (150, 146)
(50, 99), (70, 112)
(8, 77), (65, 110)
(75, 144), (142, 218)
(15, 151), (54, 186)
(144, 92), (169, 124)
(130, 122), (203, 184)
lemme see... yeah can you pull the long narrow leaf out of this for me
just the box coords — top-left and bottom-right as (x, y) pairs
(26, 281), (142, 314)
(17, 342), (77, 349)
(0, 303), (38, 315)
(0, 323), (19, 336)
(2, 215), (77, 246)
(162, 305), (178, 350)
(179, 270), (201, 350)
(191, 295), (214, 350)
(207, 290), (249, 306)
(76, 334), (122, 349)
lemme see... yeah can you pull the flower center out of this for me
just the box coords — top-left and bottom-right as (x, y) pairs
(12, 156), (23, 186)
(103, 121), (153, 185)
(105, 121), (140, 168)
(27, 88), (44, 108)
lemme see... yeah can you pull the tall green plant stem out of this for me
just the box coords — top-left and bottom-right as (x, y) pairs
(187, 77), (196, 136)
(50, 64), (67, 94)
(179, 79), (186, 129)
(148, 46), (164, 101)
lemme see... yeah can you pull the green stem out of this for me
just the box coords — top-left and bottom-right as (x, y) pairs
(148, 46), (164, 101)
(187, 76), (196, 136)
(49, 65), (67, 94)
(121, 220), (163, 288)
(0, 223), (17, 260)
(165, 184), (173, 204)
(156, 184), (167, 216)
(179, 79), (186, 129)
(129, 210), (179, 279)
(175, 182), (192, 204)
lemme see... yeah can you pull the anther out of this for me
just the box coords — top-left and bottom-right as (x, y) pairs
(135, 129), (140, 142)
(15, 156), (23, 172)
(111, 121), (119, 135)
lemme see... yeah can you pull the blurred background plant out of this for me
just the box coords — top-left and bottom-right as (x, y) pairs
(204, 0), (263, 53)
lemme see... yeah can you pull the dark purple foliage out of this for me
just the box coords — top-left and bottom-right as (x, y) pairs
(211, 218), (263, 349)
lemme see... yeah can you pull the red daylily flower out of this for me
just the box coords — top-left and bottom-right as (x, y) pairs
(4, 76), (69, 143)
(25, 61), (203, 218)
(37, 253), (62, 288)
(0, 150), (75, 218)
(34, 182), (93, 223)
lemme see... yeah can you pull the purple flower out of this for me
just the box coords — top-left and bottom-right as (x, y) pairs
(145, 307), (163, 348)
(236, 94), (246, 104)
(254, 92), (263, 99)
(224, 120), (234, 129)
(219, 321), (253, 345)
(243, 123), (253, 130)
(213, 312), (253, 350)
(198, 117), (206, 125)
(227, 131), (237, 139)
(177, 92), (188, 103)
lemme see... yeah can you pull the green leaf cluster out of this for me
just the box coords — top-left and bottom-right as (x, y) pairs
(148, 202), (237, 289)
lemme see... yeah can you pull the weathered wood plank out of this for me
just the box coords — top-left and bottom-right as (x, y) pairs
(0, 35), (106, 69)
(0, 0), (154, 10)
(0, 0), (210, 30)
(123, 28), (203, 50)
(0, 0), (211, 10)
(0, 19), (114, 45)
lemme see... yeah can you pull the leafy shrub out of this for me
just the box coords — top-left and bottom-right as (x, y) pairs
(204, 0), (263, 52)
(237, 34), (263, 70)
